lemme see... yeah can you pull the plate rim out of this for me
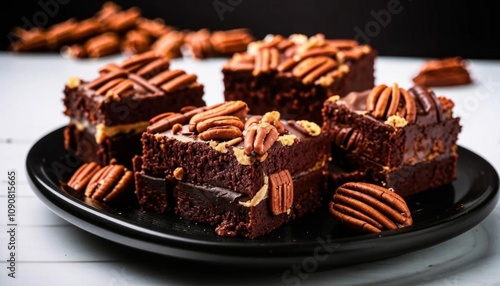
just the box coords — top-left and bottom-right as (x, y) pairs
(26, 126), (500, 267)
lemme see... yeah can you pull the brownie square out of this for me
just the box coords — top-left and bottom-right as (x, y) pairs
(135, 101), (333, 238)
(223, 34), (376, 124)
(323, 84), (461, 196)
(63, 51), (206, 166)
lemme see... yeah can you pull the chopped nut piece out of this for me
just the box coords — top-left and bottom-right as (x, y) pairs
(173, 167), (184, 181)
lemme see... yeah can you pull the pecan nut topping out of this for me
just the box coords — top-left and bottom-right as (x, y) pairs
(84, 32), (121, 58)
(253, 47), (280, 76)
(366, 83), (417, 124)
(244, 123), (279, 156)
(210, 28), (253, 54)
(67, 162), (101, 192)
(269, 170), (294, 215)
(196, 115), (245, 133)
(122, 30), (151, 54)
(332, 127), (362, 151)
(329, 182), (413, 233)
(189, 101), (248, 132)
(199, 125), (243, 141)
(85, 164), (134, 203)
(290, 56), (337, 85)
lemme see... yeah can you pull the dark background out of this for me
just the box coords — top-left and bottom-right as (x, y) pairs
(2, 0), (499, 59)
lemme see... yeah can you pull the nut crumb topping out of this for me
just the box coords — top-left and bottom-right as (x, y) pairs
(327, 95), (340, 103)
(296, 120), (321, 136)
(277, 134), (298, 146)
(66, 76), (81, 88)
(384, 115), (408, 128)
(173, 167), (184, 181)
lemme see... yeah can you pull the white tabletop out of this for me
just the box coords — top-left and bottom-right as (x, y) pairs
(0, 52), (499, 285)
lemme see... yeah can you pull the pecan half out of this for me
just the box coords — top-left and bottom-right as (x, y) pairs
(210, 28), (253, 55)
(151, 30), (185, 59)
(198, 125), (243, 141)
(120, 50), (158, 70)
(332, 127), (362, 151)
(196, 115), (244, 133)
(291, 56), (337, 85)
(85, 164), (134, 203)
(136, 18), (172, 38)
(67, 162), (101, 192)
(253, 47), (280, 76)
(84, 32), (121, 58)
(329, 182), (413, 233)
(269, 170), (294, 215)
(244, 123), (279, 156)
(147, 105), (216, 134)
(366, 83), (417, 124)
(189, 101), (248, 132)
(413, 57), (472, 87)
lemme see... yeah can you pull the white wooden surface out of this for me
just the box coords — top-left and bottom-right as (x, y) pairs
(0, 52), (499, 286)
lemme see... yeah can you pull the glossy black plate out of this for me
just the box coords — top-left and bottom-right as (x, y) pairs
(26, 127), (499, 268)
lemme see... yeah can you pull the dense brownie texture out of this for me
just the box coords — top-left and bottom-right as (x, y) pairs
(223, 34), (376, 124)
(135, 102), (332, 238)
(63, 51), (206, 166)
(323, 84), (461, 196)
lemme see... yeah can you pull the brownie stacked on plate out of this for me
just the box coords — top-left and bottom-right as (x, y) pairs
(323, 83), (461, 196)
(63, 51), (205, 166)
(223, 34), (376, 123)
(134, 101), (332, 238)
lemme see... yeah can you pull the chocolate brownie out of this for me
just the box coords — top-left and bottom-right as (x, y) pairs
(63, 51), (206, 166)
(323, 84), (461, 196)
(135, 101), (332, 238)
(223, 34), (376, 124)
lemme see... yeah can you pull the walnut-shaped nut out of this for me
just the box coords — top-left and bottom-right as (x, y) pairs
(85, 164), (134, 203)
(67, 162), (101, 192)
(260, 111), (286, 134)
(269, 170), (294, 215)
(329, 182), (413, 233)
(366, 83), (417, 124)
